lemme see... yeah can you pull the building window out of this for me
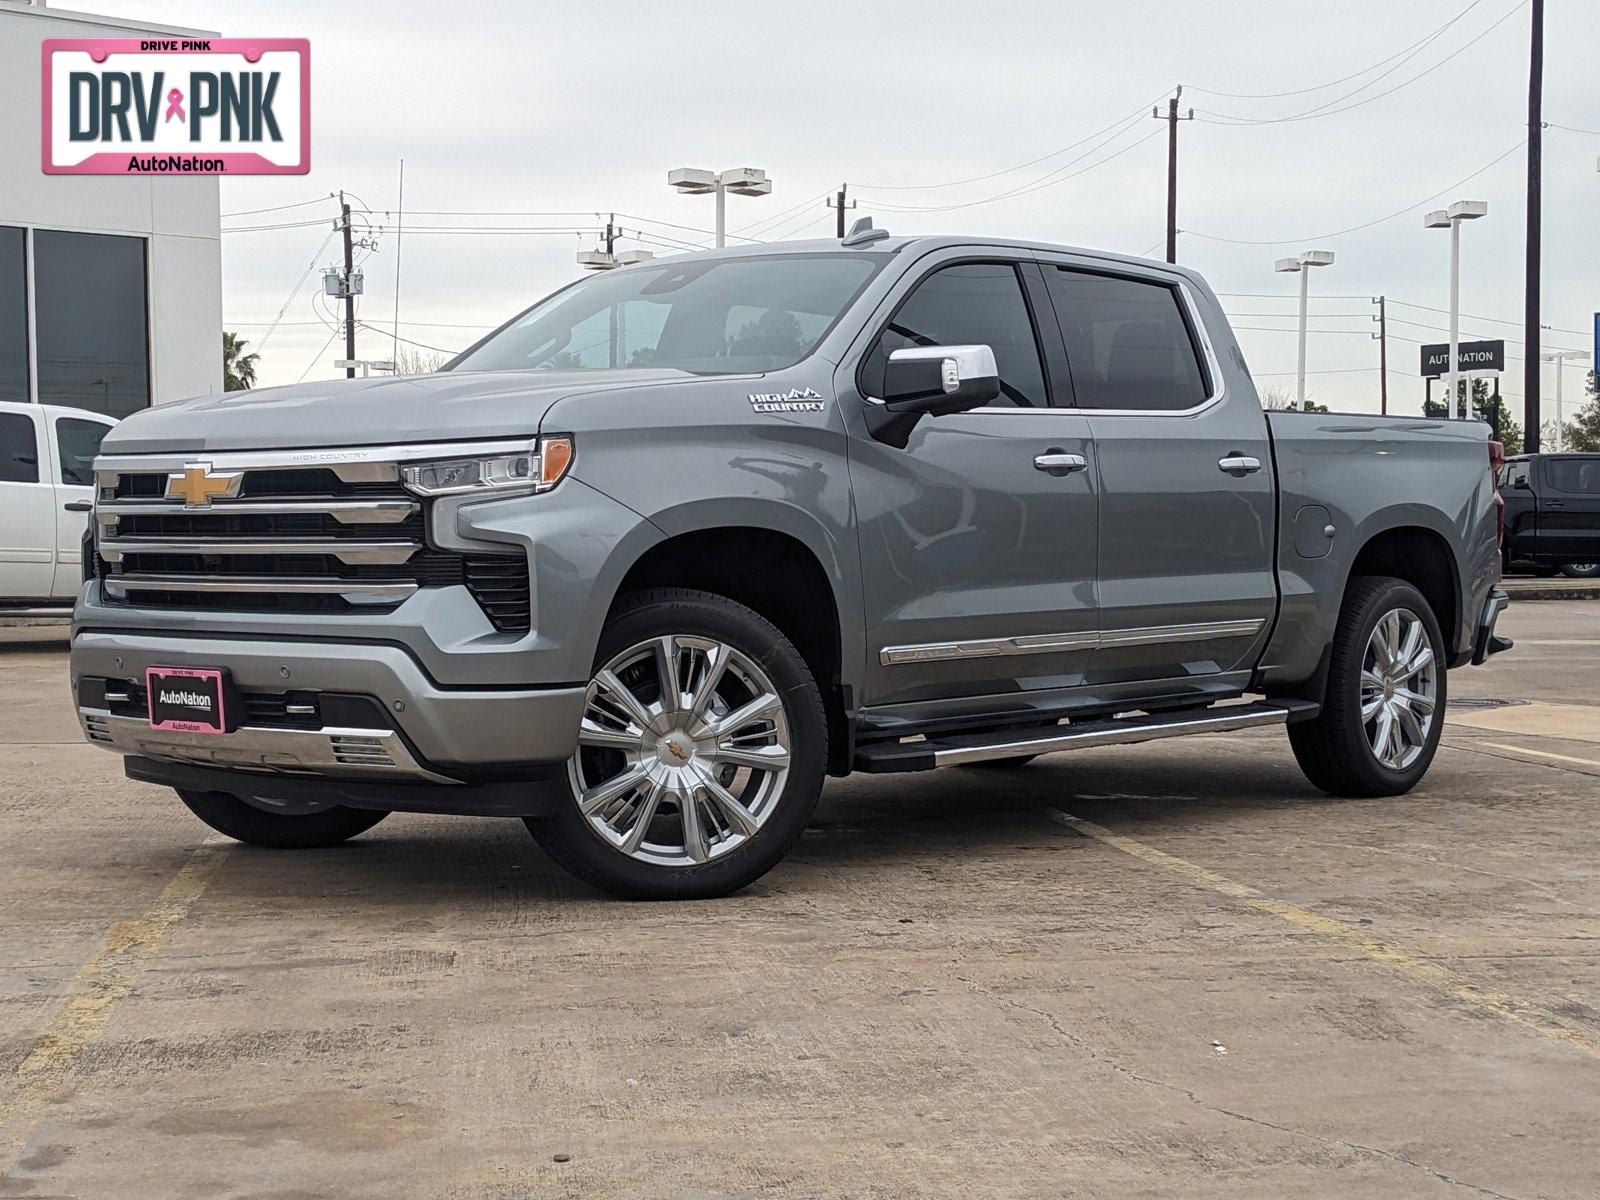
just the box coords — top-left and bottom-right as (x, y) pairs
(33, 230), (150, 418)
(0, 226), (25, 404)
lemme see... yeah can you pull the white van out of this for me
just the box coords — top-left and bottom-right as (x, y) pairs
(1, 401), (117, 610)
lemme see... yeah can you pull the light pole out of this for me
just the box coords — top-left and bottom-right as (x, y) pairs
(1425, 200), (1488, 418)
(1541, 350), (1591, 448)
(667, 167), (772, 248)
(1274, 250), (1336, 409)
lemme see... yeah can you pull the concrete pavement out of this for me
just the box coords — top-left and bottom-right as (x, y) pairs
(2, 604), (1598, 1199)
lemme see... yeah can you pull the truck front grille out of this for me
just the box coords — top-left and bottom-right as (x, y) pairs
(94, 457), (531, 633)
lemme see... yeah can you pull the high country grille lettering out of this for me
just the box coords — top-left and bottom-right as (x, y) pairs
(748, 387), (826, 414)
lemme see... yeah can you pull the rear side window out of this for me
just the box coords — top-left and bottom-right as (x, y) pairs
(1045, 268), (1210, 411)
(56, 417), (111, 486)
(862, 262), (1048, 408)
(1547, 458), (1600, 495)
(0, 411), (40, 483)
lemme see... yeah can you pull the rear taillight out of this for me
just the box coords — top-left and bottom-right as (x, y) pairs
(1488, 440), (1505, 548)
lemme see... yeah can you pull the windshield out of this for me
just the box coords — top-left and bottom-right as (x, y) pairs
(449, 254), (882, 376)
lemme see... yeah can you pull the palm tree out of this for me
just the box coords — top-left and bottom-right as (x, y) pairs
(223, 332), (259, 391)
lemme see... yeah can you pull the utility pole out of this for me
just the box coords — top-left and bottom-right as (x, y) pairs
(1372, 296), (1389, 415)
(1153, 87), (1193, 264)
(827, 184), (856, 239)
(1524, 0), (1544, 452)
(340, 191), (355, 379)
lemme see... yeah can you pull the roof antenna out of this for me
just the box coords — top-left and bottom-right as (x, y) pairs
(842, 216), (890, 247)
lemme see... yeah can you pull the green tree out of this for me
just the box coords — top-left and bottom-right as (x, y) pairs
(1564, 371), (1600, 452)
(1425, 378), (1523, 453)
(222, 332), (258, 391)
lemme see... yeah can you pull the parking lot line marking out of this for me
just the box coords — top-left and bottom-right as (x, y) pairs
(1046, 808), (1600, 1062)
(1474, 742), (1600, 771)
(0, 835), (232, 1174)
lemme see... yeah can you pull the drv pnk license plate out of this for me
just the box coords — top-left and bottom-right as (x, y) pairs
(145, 666), (234, 734)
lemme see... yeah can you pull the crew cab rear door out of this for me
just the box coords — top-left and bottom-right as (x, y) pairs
(0, 406), (55, 601)
(46, 410), (115, 599)
(1538, 455), (1600, 564)
(1033, 256), (1276, 688)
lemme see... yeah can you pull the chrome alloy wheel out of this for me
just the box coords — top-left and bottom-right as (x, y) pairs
(1360, 607), (1437, 771)
(567, 635), (792, 867)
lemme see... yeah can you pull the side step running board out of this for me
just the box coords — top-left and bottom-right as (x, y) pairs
(854, 700), (1312, 773)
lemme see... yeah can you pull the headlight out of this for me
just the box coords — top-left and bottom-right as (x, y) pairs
(401, 435), (574, 497)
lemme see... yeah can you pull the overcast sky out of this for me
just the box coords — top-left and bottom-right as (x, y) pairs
(84, 0), (1600, 420)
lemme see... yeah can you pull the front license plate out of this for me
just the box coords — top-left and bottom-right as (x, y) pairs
(146, 666), (233, 734)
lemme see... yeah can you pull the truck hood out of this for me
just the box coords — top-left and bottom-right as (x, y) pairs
(101, 368), (705, 454)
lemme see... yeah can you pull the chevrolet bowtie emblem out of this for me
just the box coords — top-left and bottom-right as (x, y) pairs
(166, 463), (243, 508)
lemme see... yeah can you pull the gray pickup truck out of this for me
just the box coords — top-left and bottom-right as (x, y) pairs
(71, 229), (1510, 899)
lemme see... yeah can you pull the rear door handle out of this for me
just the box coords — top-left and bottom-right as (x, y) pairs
(1545, 500), (1566, 509)
(1034, 451), (1088, 475)
(63, 501), (92, 512)
(1218, 455), (1262, 476)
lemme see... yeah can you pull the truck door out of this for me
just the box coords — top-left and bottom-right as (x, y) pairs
(841, 254), (1099, 709)
(48, 412), (115, 599)
(1539, 456), (1600, 565)
(1035, 261), (1275, 688)
(0, 407), (56, 601)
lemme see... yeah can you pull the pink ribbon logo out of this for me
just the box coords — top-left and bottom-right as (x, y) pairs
(164, 88), (185, 123)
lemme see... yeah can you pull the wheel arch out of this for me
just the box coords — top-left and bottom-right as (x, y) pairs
(601, 508), (857, 774)
(1344, 522), (1462, 659)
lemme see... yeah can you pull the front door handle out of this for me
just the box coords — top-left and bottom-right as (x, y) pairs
(1218, 454), (1262, 477)
(1034, 450), (1088, 475)
(63, 501), (93, 512)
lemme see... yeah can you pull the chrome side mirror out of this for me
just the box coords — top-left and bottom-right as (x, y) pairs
(866, 345), (1001, 448)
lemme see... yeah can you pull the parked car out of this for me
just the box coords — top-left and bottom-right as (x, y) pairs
(1499, 452), (1600, 579)
(1, 401), (117, 611)
(70, 233), (1509, 898)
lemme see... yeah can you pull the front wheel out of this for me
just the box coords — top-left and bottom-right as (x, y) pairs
(177, 789), (389, 848)
(1560, 563), (1600, 579)
(526, 588), (827, 900)
(1288, 576), (1446, 797)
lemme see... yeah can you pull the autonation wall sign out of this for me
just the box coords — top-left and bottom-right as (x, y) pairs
(42, 38), (309, 175)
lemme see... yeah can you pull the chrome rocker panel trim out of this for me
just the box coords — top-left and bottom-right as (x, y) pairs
(880, 618), (1266, 666)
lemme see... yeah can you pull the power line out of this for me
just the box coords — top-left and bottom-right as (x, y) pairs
(355, 320), (458, 354)
(851, 96), (1166, 192)
(1184, 0), (1490, 100)
(252, 229), (336, 356)
(222, 195), (335, 218)
(1183, 139), (1524, 245)
(863, 123), (1163, 213)
(222, 216), (341, 233)
(1194, 1), (1526, 126)
(1547, 122), (1600, 136)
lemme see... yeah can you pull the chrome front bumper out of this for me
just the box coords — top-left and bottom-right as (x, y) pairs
(78, 708), (455, 784)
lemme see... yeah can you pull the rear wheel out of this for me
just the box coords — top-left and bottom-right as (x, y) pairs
(1560, 563), (1600, 579)
(177, 789), (389, 848)
(526, 588), (826, 900)
(1288, 576), (1446, 797)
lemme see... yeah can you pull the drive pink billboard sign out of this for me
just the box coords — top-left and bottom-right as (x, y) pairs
(42, 38), (310, 175)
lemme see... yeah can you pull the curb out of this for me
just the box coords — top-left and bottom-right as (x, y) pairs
(1502, 584), (1600, 602)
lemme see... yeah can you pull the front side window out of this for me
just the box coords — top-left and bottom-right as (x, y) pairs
(0, 412), (40, 483)
(450, 254), (880, 377)
(1548, 457), (1600, 495)
(56, 417), (111, 486)
(1503, 461), (1532, 490)
(1045, 268), (1209, 411)
(861, 262), (1047, 408)
(33, 230), (150, 418)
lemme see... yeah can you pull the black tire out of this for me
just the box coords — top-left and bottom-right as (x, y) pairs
(526, 588), (827, 900)
(1288, 576), (1447, 798)
(961, 755), (1039, 769)
(1560, 563), (1600, 579)
(177, 789), (389, 849)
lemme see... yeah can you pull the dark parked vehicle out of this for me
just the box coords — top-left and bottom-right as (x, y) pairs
(1499, 453), (1600, 579)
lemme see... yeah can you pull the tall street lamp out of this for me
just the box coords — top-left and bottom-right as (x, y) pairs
(668, 167), (772, 248)
(1274, 250), (1336, 409)
(1425, 200), (1488, 417)
(1541, 349), (1591, 448)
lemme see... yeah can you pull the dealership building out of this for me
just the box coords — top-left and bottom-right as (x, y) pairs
(0, 0), (223, 419)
